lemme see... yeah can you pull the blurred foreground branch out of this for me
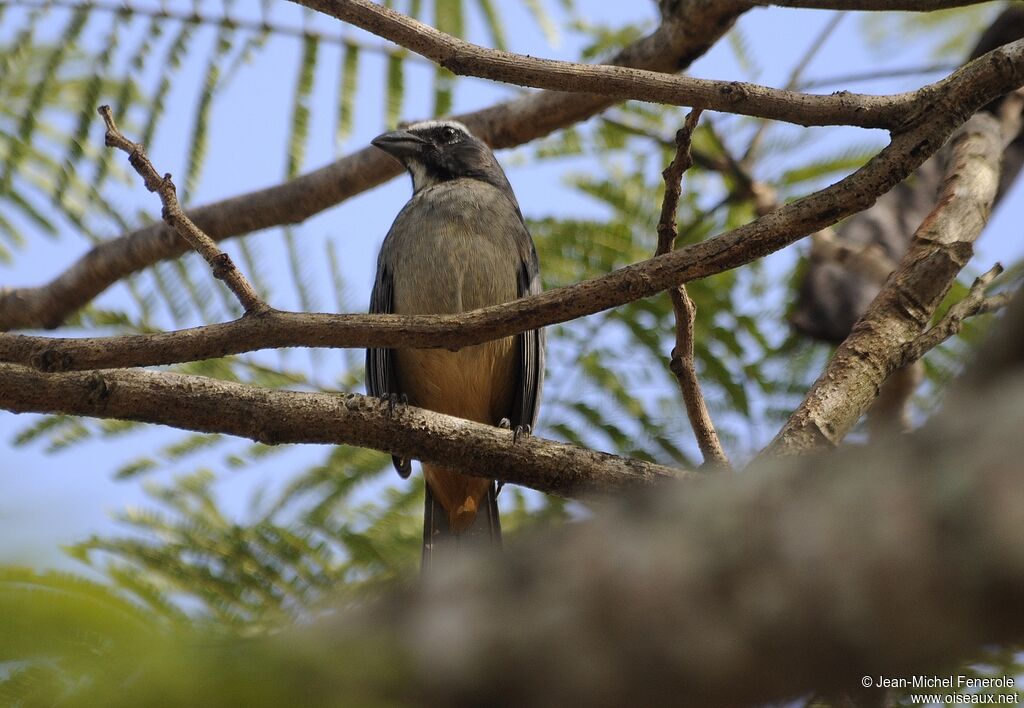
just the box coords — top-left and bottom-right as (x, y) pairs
(10, 294), (1024, 708)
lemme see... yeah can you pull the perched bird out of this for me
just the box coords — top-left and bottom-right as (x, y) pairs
(366, 119), (544, 568)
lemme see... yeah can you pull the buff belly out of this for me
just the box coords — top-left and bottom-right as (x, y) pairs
(396, 337), (516, 531)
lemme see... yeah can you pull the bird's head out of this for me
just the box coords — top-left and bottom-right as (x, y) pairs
(371, 120), (514, 197)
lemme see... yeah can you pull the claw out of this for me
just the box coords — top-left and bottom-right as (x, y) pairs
(512, 423), (532, 445)
(498, 419), (532, 443)
(380, 392), (403, 417)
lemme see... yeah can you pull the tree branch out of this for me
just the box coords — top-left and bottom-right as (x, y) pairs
(755, 0), (997, 9)
(656, 110), (730, 468)
(0, 363), (683, 498)
(98, 106), (269, 316)
(324, 367), (1024, 708)
(900, 264), (1014, 364)
(766, 112), (1005, 456)
(0, 0), (750, 331)
(295, 0), (1024, 132)
(790, 10), (1024, 346)
(0, 72), (1017, 372)
(954, 281), (1024, 391)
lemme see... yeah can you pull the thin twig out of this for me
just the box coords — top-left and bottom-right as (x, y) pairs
(655, 111), (704, 257)
(797, 63), (956, 91)
(702, 119), (780, 217)
(902, 264), (1013, 363)
(656, 110), (730, 469)
(98, 105), (269, 316)
(743, 11), (845, 166)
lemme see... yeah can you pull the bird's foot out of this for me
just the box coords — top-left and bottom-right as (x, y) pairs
(380, 392), (407, 417)
(499, 419), (531, 444)
(513, 423), (532, 444)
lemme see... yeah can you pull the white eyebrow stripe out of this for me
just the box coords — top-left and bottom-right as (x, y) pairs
(404, 119), (473, 137)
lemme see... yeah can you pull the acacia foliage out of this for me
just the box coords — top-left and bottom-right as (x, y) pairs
(0, 2), (1020, 706)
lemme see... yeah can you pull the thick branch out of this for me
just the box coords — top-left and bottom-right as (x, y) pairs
(98, 106), (268, 316)
(0, 77), (1016, 372)
(296, 0), (1024, 132)
(321, 371), (1024, 708)
(766, 112), (1004, 455)
(0, 0), (749, 331)
(0, 363), (682, 498)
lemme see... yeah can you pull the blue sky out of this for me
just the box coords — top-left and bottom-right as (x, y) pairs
(2, 1), (1021, 571)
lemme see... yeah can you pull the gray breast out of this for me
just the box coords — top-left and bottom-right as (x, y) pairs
(382, 179), (522, 315)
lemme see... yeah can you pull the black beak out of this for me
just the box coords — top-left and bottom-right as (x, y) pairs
(371, 129), (427, 160)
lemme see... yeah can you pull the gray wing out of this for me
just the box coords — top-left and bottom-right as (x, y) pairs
(511, 229), (545, 431)
(366, 262), (412, 478)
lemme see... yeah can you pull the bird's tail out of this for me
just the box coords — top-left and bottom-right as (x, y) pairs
(421, 479), (501, 573)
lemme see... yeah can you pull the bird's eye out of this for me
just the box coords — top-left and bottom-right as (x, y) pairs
(440, 126), (459, 142)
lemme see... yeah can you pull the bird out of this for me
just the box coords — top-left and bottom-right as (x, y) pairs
(366, 119), (544, 569)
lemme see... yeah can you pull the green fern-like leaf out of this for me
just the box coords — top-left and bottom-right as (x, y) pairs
(140, 20), (196, 153)
(53, 11), (123, 201)
(336, 42), (360, 146)
(522, 0), (559, 46)
(433, 0), (462, 115)
(385, 51), (404, 128)
(287, 34), (319, 178)
(474, 0), (508, 50)
(3, 4), (90, 189)
(183, 23), (236, 203)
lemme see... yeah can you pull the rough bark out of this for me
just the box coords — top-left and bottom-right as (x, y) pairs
(0, 363), (682, 499)
(767, 112), (1004, 455)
